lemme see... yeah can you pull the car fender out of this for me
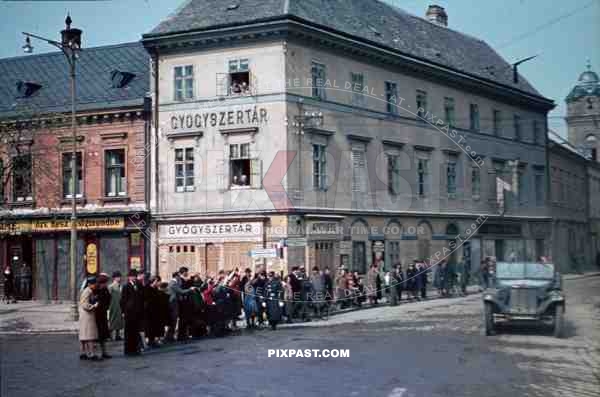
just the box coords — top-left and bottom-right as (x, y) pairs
(482, 291), (505, 312)
(537, 293), (566, 315)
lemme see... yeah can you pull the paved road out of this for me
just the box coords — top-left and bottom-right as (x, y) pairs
(1, 276), (598, 397)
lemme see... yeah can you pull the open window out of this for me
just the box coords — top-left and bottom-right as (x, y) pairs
(229, 142), (261, 189)
(228, 59), (251, 95)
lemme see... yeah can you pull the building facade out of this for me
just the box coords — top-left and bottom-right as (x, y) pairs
(0, 42), (151, 300)
(143, 0), (555, 279)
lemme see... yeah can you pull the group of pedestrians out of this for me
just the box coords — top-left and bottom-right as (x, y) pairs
(2, 263), (33, 303)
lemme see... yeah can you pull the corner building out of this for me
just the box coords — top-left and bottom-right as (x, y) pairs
(143, 0), (555, 278)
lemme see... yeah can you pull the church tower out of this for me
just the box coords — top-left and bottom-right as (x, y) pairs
(566, 60), (600, 161)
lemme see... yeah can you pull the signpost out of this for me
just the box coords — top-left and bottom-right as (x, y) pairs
(249, 248), (278, 258)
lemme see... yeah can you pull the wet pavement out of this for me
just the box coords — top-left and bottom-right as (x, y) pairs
(1, 276), (598, 397)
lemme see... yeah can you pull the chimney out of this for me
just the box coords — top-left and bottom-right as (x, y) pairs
(426, 5), (448, 27)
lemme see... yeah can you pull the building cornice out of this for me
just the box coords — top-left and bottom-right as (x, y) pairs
(142, 18), (555, 112)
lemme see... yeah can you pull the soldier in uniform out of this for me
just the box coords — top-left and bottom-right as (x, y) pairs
(265, 271), (283, 330)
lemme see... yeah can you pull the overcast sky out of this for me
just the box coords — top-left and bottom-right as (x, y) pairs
(1, 0), (598, 137)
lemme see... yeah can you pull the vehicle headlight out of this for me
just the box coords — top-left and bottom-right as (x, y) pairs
(279, 302), (284, 307)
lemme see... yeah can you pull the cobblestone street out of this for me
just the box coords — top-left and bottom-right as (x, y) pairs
(1, 275), (598, 397)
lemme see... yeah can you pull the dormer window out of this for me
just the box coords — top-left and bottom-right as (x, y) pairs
(110, 70), (136, 88)
(15, 81), (42, 98)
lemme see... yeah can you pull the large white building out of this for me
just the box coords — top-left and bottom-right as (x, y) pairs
(142, 0), (555, 279)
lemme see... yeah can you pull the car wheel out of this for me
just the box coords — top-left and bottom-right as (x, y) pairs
(484, 302), (495, 336)
(553, 304), (564, 338)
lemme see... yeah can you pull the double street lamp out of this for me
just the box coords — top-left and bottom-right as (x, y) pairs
(22, 15), (82, 321)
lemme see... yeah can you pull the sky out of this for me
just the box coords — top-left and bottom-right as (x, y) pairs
(0, 0), (598, 138)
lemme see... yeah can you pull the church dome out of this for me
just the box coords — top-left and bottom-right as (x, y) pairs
(566, 61), (600, 102)
(579, 70), (599, 85)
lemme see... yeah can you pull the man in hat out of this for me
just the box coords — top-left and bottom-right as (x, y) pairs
(108, 271), (124, 340)
(120, 269), (144, 356)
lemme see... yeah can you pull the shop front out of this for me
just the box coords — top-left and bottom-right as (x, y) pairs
(157, 221), (265, 281)
(0, 215), (147, 301)
(306, 220), (342, 271)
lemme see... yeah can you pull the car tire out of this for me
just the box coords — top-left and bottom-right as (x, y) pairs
(484, 302), (495, 336)
(553, 304), (564, 338)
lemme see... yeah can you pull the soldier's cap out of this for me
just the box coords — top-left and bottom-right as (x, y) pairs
(112, 271), (122, 278)
(128, 269), (138, 277)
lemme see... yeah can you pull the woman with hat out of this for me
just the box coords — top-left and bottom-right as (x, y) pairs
(79, 276), (100, 360)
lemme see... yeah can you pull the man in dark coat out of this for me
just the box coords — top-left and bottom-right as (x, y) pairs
(94, 274), (112, 359)
(120, 269), (144, 356)
(265, 272), (283, 330)
(145, 276), (164, 347)
(405, 262), (418, 300)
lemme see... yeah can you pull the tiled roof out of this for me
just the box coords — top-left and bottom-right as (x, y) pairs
(145, 0), (542, 97)
(0, 42), (149, 119)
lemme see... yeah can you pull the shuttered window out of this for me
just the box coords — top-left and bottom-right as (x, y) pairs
(352, 149), (366, 192)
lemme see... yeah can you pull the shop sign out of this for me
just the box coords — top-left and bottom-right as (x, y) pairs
(478, 223), (522, 236)
(0, 217), (124, 234)
(86, 243), (98, 274)
(160, 222), (263, 241)
(31, 217), (125, 232)
(168, 106), (268, 132)
(130, 257), (142, 271)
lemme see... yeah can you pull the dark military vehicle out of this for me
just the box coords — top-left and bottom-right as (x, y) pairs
(483, 262), (565, 337)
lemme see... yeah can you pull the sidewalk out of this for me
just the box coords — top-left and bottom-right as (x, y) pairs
(2, 271), (598, 334)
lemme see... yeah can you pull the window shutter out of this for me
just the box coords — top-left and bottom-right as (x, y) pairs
(352, 150), (364, 192)
(216, 73), (229, 97)
(251, 158), (262, 189)
(215, 158), (226, 191)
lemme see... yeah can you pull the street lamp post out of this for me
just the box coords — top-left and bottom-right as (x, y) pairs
(23, 15), (82, 321)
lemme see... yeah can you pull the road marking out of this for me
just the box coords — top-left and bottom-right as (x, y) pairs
(388, 387), (407, 397)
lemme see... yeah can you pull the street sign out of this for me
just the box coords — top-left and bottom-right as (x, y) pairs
(286, 238), (307, 247)
(250, 248), (278, 258)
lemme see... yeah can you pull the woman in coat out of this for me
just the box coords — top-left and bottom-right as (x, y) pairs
(108, 271), (124, 340)
(366, 264), (379, 305)
(79, 276), (99, 360)
(94, 274), (112, 359)
(243, 279), (258, 328)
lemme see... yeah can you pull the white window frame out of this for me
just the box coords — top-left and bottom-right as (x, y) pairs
(62, 151), (83, 199)
(227, 58), (251, 96)
(174, 65), (194, 101)
(105, 148), (127, 197)
(174, 147), (195, 193)
(312, 143), (327, 191)
(229, 142), (261, 189)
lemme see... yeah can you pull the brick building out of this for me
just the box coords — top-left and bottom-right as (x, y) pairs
(0, 42), (150, 300)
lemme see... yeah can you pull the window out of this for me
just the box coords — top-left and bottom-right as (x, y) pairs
(174, 65), (194, 101)
(352, 241), (366, 274)
(493, 109), (502, 136)
(228, 58), (250, 95)
(416, 90), (427, 120)
(311, 62), (326, 100)
(533, 120), (542, 144)
(472, 168), (481, 199)
(514, 114), (521, 141)
(312, 144), (327, 191)
(470, 104), (480, 131)
(351, 72), (364, 106)
(230, 143), (261, 188)
(62, 152), (83, 199)
(535, 173), (544, 206)
(12, 154), (32, 202)
(417, 157), (430, 197)
(387, 154), (401, 195)
(387, 241), (400, 269)
(593, 148), (598, 161)
(444, 97), (455, 127)
(105, 149), (126, 197)
(447, 158), (457, 196)
(175, 148), (194, 192)
(351, 149), (366, 192)
(385, 81), (398, 114)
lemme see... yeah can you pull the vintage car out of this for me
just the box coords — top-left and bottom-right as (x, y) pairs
(483, 262), (565, 337)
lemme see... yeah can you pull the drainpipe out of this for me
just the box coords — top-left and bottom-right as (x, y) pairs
(152, 49), (160, 276)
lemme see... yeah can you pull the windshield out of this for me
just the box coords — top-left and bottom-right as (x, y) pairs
(525, 263), (555, 279)
(495, 262), (555, 279)
(496, 262), (524, 279)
